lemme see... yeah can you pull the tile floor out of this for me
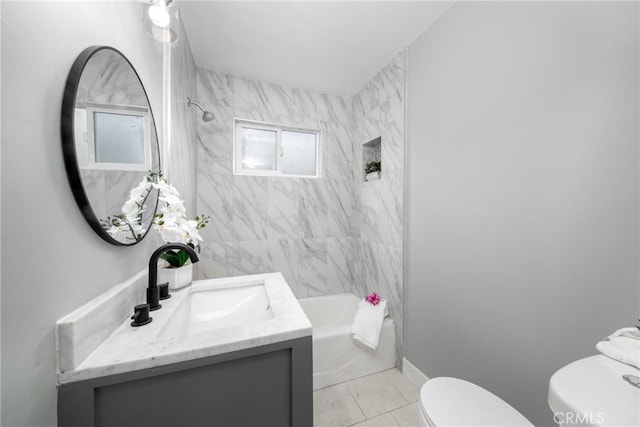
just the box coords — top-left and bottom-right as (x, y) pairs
(313, 369), (420, 427)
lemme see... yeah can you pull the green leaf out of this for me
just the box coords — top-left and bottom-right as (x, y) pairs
(160, 250), (190, 268)
(177, 250), (190, 266)
(160, 252), (180, 267)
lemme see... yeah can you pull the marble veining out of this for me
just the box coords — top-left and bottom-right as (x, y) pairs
(197, 171), (234, 242)
(57, 272), (311, 384)
(196, 68), (356, 301)
(326, 237), (357, 295)
(267, 177), (301, 240)
(232, 240), (270, 276)
(295, 238), (328, 297)
(80, 170), (149, 224)
(267, 238), (300, 294)
(168, 16), (199, 213)
(195, 50), (405, 360)
(76, 49), (147, 107)
(232, 176), (269, 241)
(198, 241), (233, 279)
(56, 270), (147, 374)
(351, 50), (406, 360)
(299, 179), (329, 238)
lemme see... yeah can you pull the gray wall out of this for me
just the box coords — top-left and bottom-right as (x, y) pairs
(405, 2), (639, 426)
(1, 2), (196, 425)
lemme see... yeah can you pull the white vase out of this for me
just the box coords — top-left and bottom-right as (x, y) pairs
(157, 263), (193, 290)
(366, 171), (381, 181)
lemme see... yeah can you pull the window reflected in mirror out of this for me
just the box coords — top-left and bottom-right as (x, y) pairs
(74, 103), (151, 171)
(61, 46), (161, 246)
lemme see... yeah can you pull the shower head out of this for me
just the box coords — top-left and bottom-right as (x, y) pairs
(187, 98), (214, 122)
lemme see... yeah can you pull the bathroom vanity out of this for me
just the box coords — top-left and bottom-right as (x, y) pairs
(56, 273), (313, 427)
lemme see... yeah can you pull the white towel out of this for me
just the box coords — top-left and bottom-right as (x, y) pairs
(351, 299), (388, 351)
(607, 326), (640, 340)
(596, 327), (640, 369)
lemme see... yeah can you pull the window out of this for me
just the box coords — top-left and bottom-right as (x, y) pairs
(234, 119), (320, 177)
(74, 102), (152, 171)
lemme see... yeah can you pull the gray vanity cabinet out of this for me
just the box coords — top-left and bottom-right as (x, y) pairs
(58, 337), (313, 427)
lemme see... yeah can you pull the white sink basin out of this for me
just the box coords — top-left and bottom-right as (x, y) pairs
(158, 282), (273, 338)
(548, 355), (640, 426)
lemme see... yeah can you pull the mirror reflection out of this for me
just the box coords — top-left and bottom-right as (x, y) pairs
(62, 46), (160, 245)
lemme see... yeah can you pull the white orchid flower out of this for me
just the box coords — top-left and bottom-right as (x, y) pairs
(102, 171), (209, 249)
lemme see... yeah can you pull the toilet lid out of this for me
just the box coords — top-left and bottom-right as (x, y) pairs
(420, 377), (533, 427)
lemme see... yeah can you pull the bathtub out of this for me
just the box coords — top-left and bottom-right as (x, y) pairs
(298, 293), (396, 390)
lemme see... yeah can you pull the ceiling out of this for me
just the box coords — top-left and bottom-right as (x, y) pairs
(178, 1), (454, 97)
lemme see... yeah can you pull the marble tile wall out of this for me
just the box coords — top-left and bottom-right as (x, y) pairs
(195, 50), (405, 359)
(75, 48), (148, 106)
(351, 50), (406, 360)
(195, 68), (357, 298)
(80, 170), (143, 219)
(168, 10), (198, 214)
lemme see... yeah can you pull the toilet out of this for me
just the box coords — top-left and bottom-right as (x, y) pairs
(418, 377), (533, 427)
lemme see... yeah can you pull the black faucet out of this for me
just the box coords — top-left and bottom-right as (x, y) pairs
(148, 243), (199, 311)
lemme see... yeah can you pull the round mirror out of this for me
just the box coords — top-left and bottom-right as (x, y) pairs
(61, 46), (160, 246)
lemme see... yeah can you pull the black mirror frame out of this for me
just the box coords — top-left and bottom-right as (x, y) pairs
(61, 45), (161, 246)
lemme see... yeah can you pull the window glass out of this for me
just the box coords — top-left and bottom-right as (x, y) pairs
(282, 130), (316, 176)
(241, 127), (277, 171)
(234, 119), (319, 177)
(94, 112), (145, 164)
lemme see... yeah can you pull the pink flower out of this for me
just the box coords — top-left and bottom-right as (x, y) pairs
(365, 292), (381, 306)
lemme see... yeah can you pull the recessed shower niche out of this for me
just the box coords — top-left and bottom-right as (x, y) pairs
(362, 136), (381, 182)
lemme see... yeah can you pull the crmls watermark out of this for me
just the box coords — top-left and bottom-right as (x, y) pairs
(553, 411), (605, 425)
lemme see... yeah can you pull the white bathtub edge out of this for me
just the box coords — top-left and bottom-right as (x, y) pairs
(402, 357), (429, 389)
(299, 293), (397, 391)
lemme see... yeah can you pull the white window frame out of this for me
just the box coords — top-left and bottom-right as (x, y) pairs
(75, 102), (152, 171)
(233, 118), (321, 178)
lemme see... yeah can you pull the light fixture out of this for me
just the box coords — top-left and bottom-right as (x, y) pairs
(148, 0), (170, 28)
(143, 0), (177, 43)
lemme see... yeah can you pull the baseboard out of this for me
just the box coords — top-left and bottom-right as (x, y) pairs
(402, 357), (429, 389)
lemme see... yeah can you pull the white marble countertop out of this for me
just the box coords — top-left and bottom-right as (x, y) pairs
(58, 272), (311, 384)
